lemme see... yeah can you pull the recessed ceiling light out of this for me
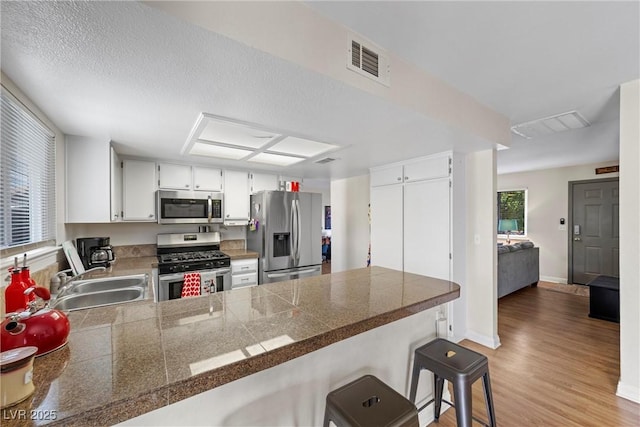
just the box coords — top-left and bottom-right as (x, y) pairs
(269, 136), (339, 158)
(199, 119), (280, 149)
(248, 152), (305, 166)
(190, 142), (252, 160)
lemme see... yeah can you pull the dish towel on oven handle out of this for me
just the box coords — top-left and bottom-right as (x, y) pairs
(181, 272), (201, 298)
(200, 271), (218, 295)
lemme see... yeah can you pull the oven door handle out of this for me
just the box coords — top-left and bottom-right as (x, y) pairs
(158, 272), (187, 282)
(160, 268), (230, 282)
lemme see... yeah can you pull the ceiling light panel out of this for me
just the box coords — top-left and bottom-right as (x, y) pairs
(198, 119), (280, 149)
(248, 152), (305, 166)
(269, 136), (339, 158)
(190, 142), (252, 160)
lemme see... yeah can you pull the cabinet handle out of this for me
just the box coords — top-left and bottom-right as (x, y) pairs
(195, 184), (200, 188)
(397, 177), (402, 181)
(185, 184), (189, 188)
(148, 214), (154, 218)
(405, 176), (409, 180)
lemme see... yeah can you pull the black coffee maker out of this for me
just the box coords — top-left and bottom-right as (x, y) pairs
(76, 237), (115, 270)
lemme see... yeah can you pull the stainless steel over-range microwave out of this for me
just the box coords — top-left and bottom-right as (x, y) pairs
(157, 190), (223, 224)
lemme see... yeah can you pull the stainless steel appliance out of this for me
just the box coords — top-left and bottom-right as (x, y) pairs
(247, 191), (322, 284)
(156, 232), (231, 301)
(157, 190), (223, 225)
(76, 237), (115, 270)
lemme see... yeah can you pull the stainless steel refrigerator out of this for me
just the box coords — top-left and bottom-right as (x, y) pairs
(247, 191), (322, 284)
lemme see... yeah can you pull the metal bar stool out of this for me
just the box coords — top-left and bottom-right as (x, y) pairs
(324, 374), (419, 427)
(409, 338), (496, 427)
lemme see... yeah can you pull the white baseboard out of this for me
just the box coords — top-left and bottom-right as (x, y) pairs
(465, 330), (501, 349)
(617, 380), (640, 403)
(539, 275), (567, 284)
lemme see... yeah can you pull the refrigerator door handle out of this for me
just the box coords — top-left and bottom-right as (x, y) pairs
(290, 198), (296, 261)
(295, 199), (301, 261)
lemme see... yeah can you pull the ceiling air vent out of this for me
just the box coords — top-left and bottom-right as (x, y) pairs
(511, 110), (590, 139)
(315, 157), (336, 164)
(347, 33), (390, 87)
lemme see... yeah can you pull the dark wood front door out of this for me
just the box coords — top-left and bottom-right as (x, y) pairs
(570, 178), (619, 284)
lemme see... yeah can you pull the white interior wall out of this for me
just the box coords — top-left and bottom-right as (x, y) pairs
(330, 175), (370, 273)
(497, 161), (620, 283)
(464, 150), (500, 349)
(617, 79), (640, 403)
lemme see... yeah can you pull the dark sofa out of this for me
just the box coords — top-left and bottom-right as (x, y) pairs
(497, 242), (539, 298)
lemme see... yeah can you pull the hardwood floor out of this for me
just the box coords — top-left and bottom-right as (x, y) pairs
(322, 260), (331, 275)
(429, 286), (639, 426)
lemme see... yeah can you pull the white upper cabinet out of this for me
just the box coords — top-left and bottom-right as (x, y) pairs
(193, 166), (222, 191)
(66, 136), (118, 223)
(223, 170), (250, 225)
(123, 159), (157, 221)
(159, 163), (222, 192)
(250, 172), (279, 194)
(403, 155), (450, 183)
(370, 165), (403, 187)
(371, 153), (450, 187)
(158, 163), (192, 190)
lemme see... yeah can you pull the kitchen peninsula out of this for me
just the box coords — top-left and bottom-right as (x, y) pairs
(3, 265), (459, 426)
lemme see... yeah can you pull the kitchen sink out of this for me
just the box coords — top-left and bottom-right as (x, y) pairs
(71, 274), (148, 294)
(51, 287), (146, 311)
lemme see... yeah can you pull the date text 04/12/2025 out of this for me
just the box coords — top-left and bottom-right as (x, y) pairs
(2, 409), (58, 421)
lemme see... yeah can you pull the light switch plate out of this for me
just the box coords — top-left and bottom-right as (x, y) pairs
(559, 224), (567, 231)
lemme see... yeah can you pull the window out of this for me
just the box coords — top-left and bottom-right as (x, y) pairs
(497, 190), (526, 236)
(1, 88), (56, 250)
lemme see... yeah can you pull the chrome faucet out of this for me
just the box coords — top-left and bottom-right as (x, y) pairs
(53, 266), (107, 298)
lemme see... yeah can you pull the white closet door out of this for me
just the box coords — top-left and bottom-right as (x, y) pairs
(370, 185), (403, 271)
(403, 178), (450, 280)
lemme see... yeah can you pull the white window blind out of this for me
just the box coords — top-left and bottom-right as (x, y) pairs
(1, 88), (56, 249)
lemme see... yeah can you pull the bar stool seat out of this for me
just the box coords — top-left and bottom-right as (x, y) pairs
(324, 375), (419, 427)
(409, 338), (496, 427)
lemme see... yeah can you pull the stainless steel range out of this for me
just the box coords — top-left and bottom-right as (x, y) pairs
(156, 232), (231, 301)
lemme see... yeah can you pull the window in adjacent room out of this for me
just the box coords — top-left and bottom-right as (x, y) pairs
(0, 87), (56, 250)
(497, 189), (527, 237)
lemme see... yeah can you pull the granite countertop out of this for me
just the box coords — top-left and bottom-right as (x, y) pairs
(222, 249), (259, 260)
(2, 265), (459, 426)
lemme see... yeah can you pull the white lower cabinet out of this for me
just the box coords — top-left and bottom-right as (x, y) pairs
(123, 159), (157, 221)
(231, 258), (258, 289)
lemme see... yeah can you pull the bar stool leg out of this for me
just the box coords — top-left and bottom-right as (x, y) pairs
(323, 407), (331, 427)
(409, 357), (422, 403)
(482, 371), (497, 427)
(452, 380), (473, 427)
(433, 374), (445, 421)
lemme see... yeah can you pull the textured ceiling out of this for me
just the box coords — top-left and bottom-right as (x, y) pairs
(1, 1), (638, 178)
(306, 1), (639, 174)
